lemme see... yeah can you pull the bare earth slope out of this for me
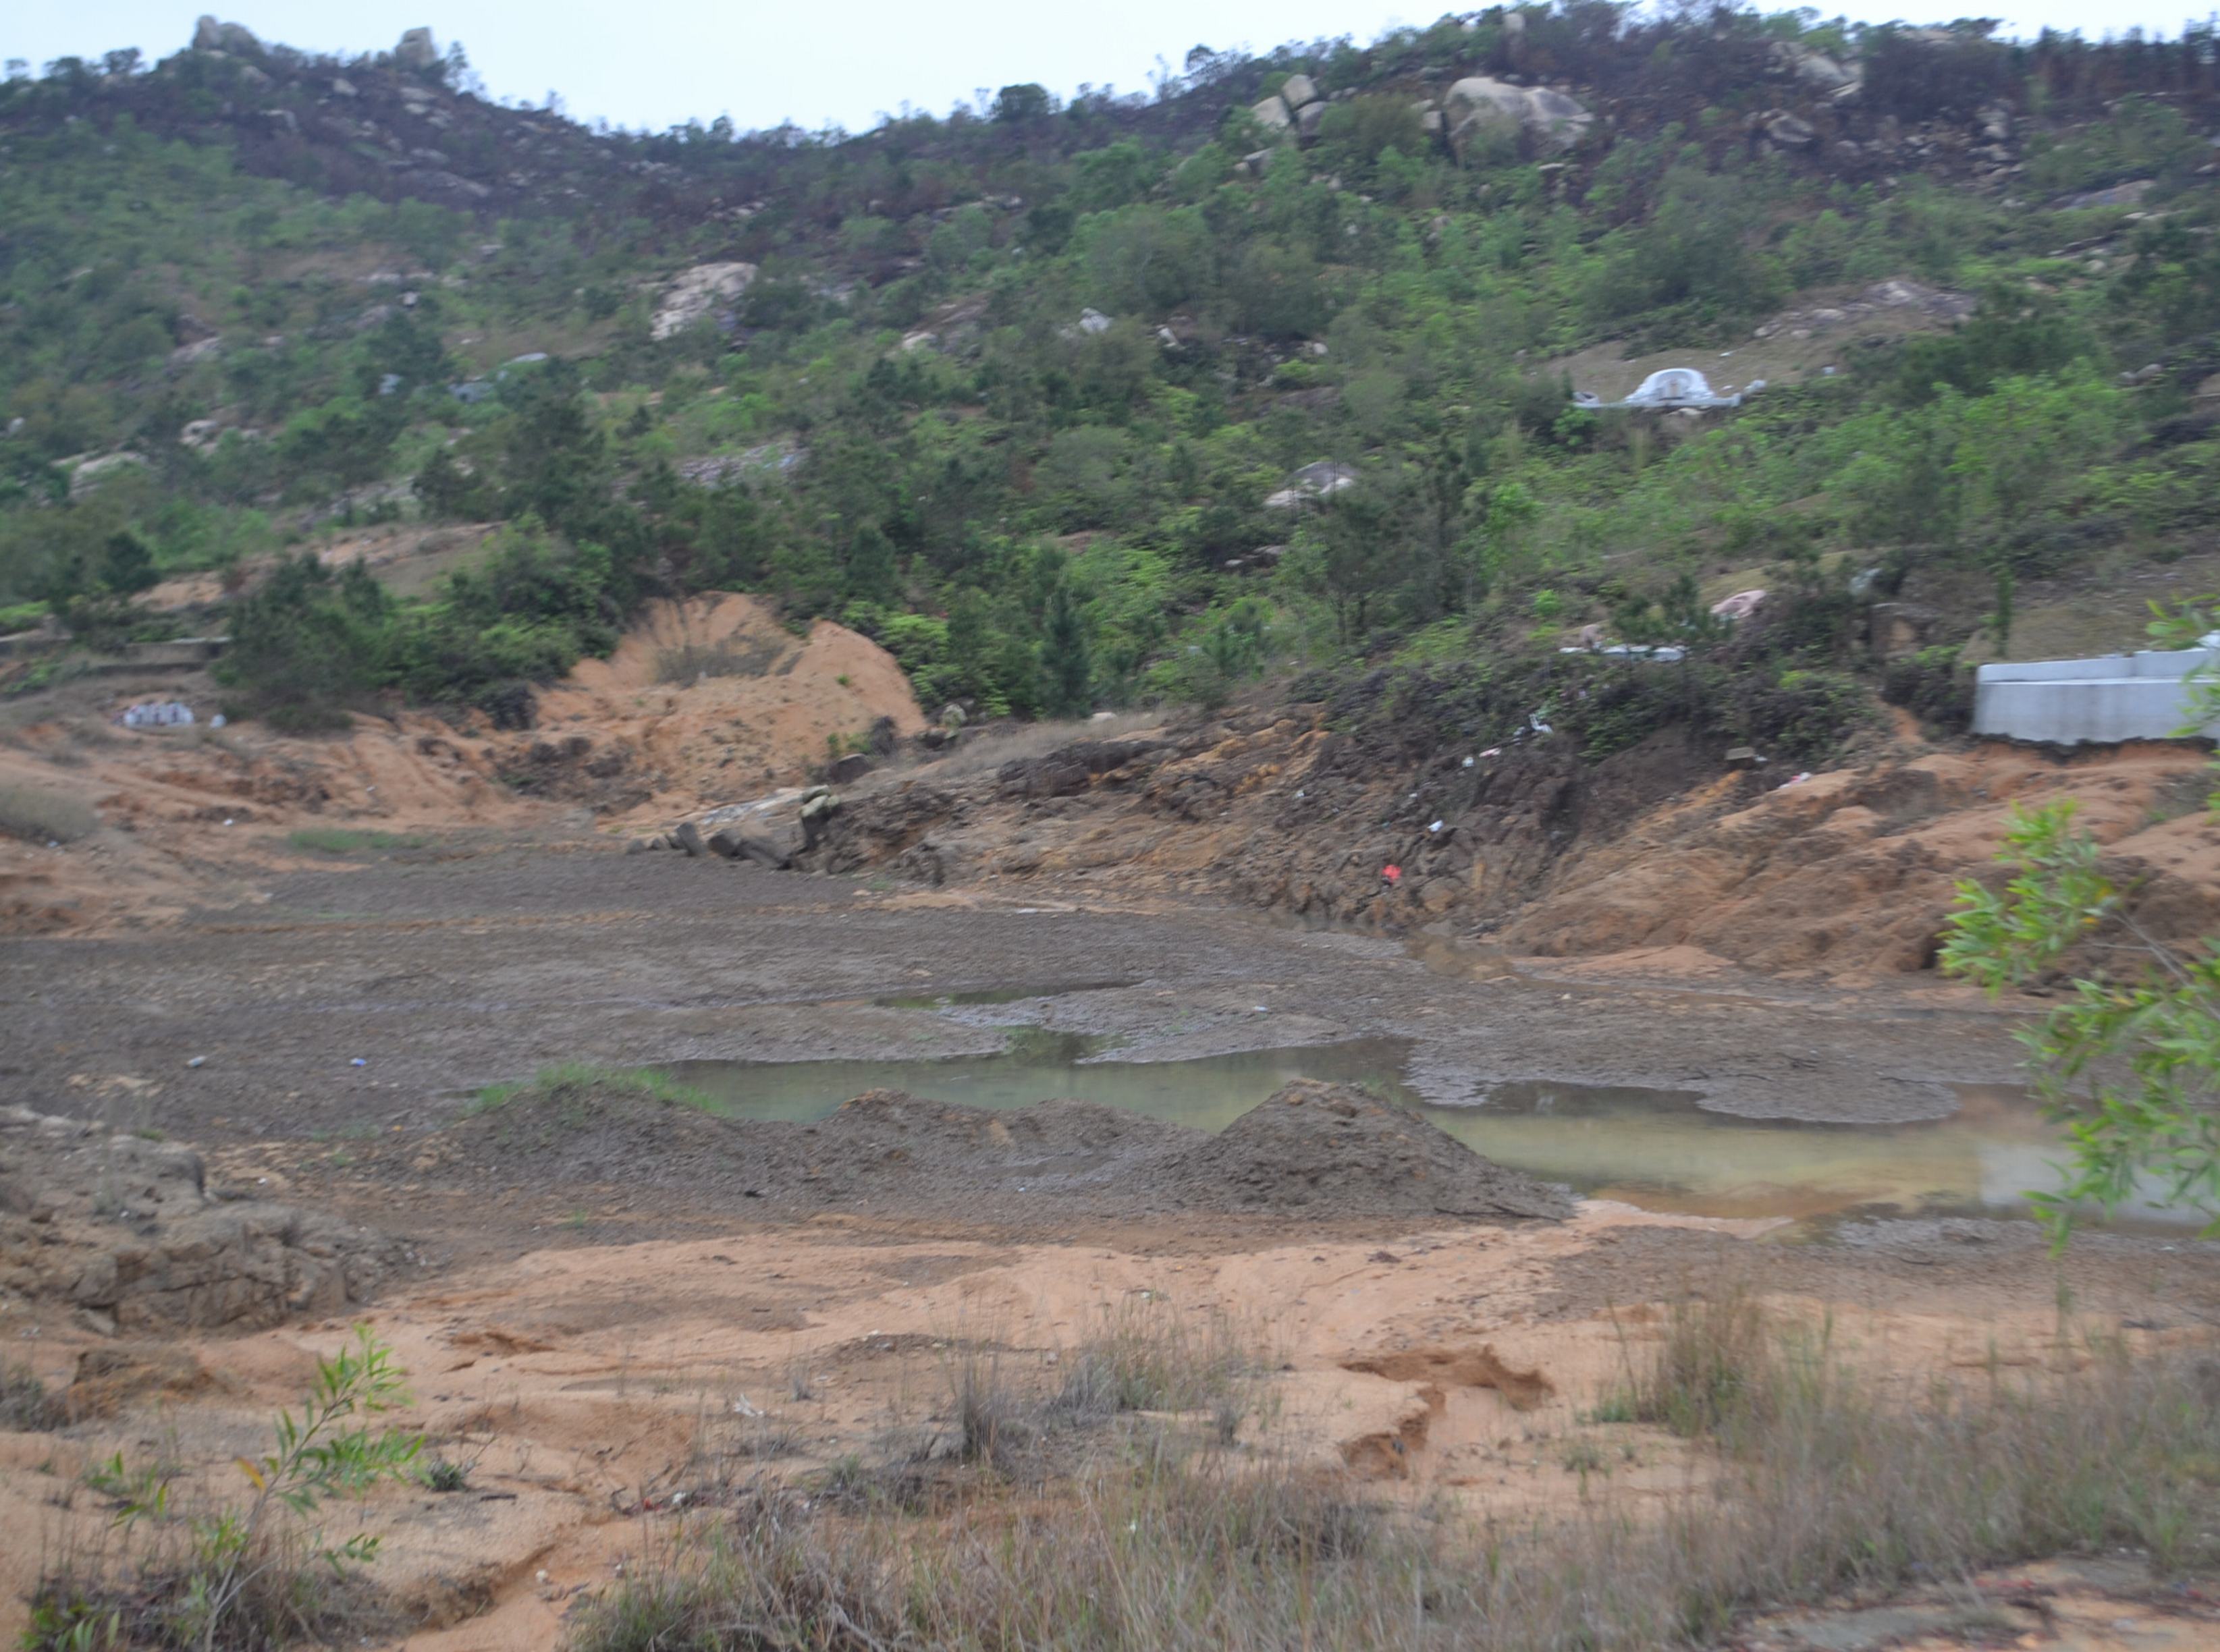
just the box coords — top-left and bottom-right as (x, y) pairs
(807, 703), (2220, 984)
(0, 593), (919, 934)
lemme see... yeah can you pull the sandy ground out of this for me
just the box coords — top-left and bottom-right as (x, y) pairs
(5, 1196), (2215, 1650)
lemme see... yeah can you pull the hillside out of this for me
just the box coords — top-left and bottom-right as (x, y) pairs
(3, 8), (2220, 847)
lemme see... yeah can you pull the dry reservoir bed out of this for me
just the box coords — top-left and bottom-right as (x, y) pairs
(5, 842), (2220, 1649)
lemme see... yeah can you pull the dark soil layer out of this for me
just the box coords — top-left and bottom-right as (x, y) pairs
(410, 1078), (1573, 1225)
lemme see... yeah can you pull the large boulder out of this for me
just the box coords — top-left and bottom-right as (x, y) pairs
(1764, 110), (1818, 147)
(707, 829), (792, 869)
(1443, 77), (1592, 156)
(1444, 75), (1529, 142)
(1250, 95), (1293, 135)
(1772, 40), (1859, 92)
(1280, 74), (1320, 110)
(191, 16), (263, 55)
(1264, 459), (1359, 511)
(396, 27), (439, 70)
(1522, 86), (1594, 150)
(651, 262), (759, 342)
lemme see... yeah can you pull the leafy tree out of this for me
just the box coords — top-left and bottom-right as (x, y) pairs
(1285, 481), (1411, 642)
(97, 528), (157, 595)
(413, 448), (492, 520)
(992, 83), (1052, 122)
(1941, 601), (2220, 1240)
(215, 555), (394, 731)
(846, 521), (899, 605)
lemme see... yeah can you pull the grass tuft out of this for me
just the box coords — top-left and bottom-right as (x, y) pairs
(466, 1062), (724, 1117)
(418, 1457), (471, 1493)
(1628, 1281), (1783, 1439)
(0, 1360), (63, 1431)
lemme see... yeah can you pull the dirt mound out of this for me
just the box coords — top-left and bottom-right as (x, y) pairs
(406, 1081), (1564, 1226)
(427, 1086), (760, 1192)
(0, 1106), (400, 1334)
(533, 593), (925, 822)
(1167, 1081), (1573, 1220)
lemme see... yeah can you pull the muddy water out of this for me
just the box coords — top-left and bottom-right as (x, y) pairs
(662, 1041), (2177, 1228)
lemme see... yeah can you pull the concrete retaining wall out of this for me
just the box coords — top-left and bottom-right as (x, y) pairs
(1974, 646), (2219, 745)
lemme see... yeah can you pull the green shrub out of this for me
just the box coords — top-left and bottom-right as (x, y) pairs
(1882, 645), (1974, 734)
(213, 554), (393, 731)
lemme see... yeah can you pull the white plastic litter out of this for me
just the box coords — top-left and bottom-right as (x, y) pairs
(1428, 819), (1444, 833)
(118, 699), (195, 729)
(186, 1055), (207, 1069)
(350, 1057), (368, 1067)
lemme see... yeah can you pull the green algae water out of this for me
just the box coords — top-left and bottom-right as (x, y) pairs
(657, 1040), (2181, 1228)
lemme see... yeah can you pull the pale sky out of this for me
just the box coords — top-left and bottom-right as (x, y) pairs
(7, 2), (2211, 136)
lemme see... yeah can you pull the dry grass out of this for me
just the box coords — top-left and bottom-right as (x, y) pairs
(0, 1360), (61, 1430)
(0, 781), (97, 844)
(26, 1521), (394, 1652)
(572, 1289), (2220, 1652)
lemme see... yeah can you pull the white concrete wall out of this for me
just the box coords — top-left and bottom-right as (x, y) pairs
(1974, 647), (2220, 745)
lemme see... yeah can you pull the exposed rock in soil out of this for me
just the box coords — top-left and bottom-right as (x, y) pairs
(406, 1080), (1569, 1225)
(0, 1106), (401, 1333)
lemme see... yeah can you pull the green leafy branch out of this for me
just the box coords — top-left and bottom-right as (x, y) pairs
(86, 1325), (421, 1651)
(1941, 800), (2220, 1242)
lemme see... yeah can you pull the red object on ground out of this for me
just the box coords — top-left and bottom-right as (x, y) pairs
(1382, 864), (1402, 883)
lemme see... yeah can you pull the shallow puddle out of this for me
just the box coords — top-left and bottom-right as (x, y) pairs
(659, 1043), (2185, 1228)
